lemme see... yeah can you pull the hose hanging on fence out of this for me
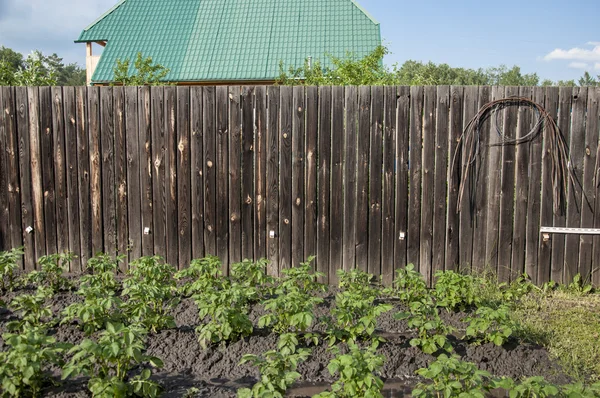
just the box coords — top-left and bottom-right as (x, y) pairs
(452, 96), (576, 216)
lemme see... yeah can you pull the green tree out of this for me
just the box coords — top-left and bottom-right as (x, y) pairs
(112, 52), (170, 85)
(13, 51), (58, 86)
(577, 71), (598, 87)
(0, 46), (24, 71)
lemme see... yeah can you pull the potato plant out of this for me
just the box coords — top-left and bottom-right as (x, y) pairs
(175, 255), (224, 296)
(62, 285), (124, 335)
(230, 258), (275, 299)
(0, 329), (71, 397)
(463, 304), (515, 346)
(315, 342), (385, 398)
(395, 298), (454, 354)
(385, 263), (429, 304)
(433, 270), (482, 312)
(0, 246), (24, 291)
(7, 287), (54, 332)
(21, 252), (73, 292)
(62, 322), (163, 398)
(79, 252), (123, 292)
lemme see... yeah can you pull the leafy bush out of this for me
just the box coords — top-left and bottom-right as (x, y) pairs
(113, 52), (170, 86)
(79, 253), (123, 292)
(230, 258), (275, 299)
(194, 281), (255, 348)
(62, 286), (124, 335)
(433, 270), (482, 311)
(175, 256), (224, 296)
(0, 247), (24, 291)
(395, 298), (454, 354)
(464, 304), (515, 346)
(0, 329), (71, 397)
(314, 342), (385, 398)
(493, 376), (559, 398)
(385, 264), (429, 304)
(412, 354), (494, 398)
(276, 256), (326, 296)
(22, 252), (73, 292)
(62, 322), (163, 398)
(237, 335), (311, 398)
(7, 287), (54, 332)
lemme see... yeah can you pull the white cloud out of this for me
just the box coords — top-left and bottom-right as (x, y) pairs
(568, 62), (589, 69)
(543, 43), (600, 62)
(587, 41), (600, 46)
(595, 63), (600, 71)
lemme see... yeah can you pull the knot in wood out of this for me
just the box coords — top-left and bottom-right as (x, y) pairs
(296, 198), (301, 206)
(284, 219), (289, 224)
(283, 133), (288, 139)
(4, 108), (9, 115)
(207, 160), (213, 168)
(586, 147), (591, 156)
(230, 213), (237, 221)
(70, 117), (75, 124)
(245, 195), (252, 204)
(207, 225), (213, 232)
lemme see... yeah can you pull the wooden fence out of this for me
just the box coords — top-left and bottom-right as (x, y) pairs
(0, 85), (598, 285)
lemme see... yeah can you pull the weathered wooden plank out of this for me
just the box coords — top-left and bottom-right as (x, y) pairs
(304, 86), (318, 262)
(538, 87), (559, 284)
(113, 87), (128, 270)
(242, 86), (255, 262)
(580, 88), (599, 281)
(292, 86), (306, 267)
(63, 87), (81, 270)
(15, 87), (35, 269)
(381, 86), (397, 284)
(407, 86), (423, 271)
(445, 86), (464, 272)
(497, 86), (519, 282)
(138, 86), (154, 257)
(356, 86), (371, 272)
(330, 86), (344, 278)
(564, 87), (587, 281)
(254, 86), (267, 260)
(40, 87), (57, 255)
(228, 86), (242, 264)
(317, 86), (331, 282)
(593, 88), (600, 287)
(190, 87), (204, 259)
(164, 86), (178, 267)
(470, 86), (491, 272)
(3, 87), (23, 264)
(419, 86), (436, 284)
(266, 86), (280, 275)
(27, 87), (46, 263)
(151, 86), (166, 258)
(432, 86), (449, 278)
(368, 86), (384, 278)
(483, 86), (505, 274)
(525, 87), (544, 283)
(511, 87), (533, 278)
(215, 86), (229, 268)
(343, 86), (358, 271)
(203, 87), (217, 257)
(279, 86), (293, 272)
(552, 86), (573, 283)
(394, 86), (410, 274)
(51, 87), (68, 261)
(100, 87), (116, 256)
(125, 87), (141, 264)
(0, 88), (8, 252)
(176, 86), (191, 269)
(88, 86), (102, 256)
(76, 87), (91, 266)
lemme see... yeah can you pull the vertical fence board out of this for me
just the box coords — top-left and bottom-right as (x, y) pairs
(394, 86), (410, 273)
(151, 87), (166, 258)
(0, 88), (7, 251)
(76, 87), (91, 265)
(138, 86), (154, 257)
(63, 87), (81, 270)
(381, 86), (397, 284)
(190, 87), (204, 259)
(432, 86), (449, 277)
(88, 87), (102, 256)
(408, 86), (423, 271)
(580, 88), (599, 281)
(100, 87), (116, 256)
(593, 87), (600, 286)
(27, 88), (46, 262)
(318, 86), (331, 282)
(292, 86), (306, 267)
(177, 87), (191, 269)
(266, 86), (280, 276)
(3, 87), (23, 263)
(40, 87), (57, 255)
(203, 87), (217, 257)
(497, 86), (519, 282)
(539, 87), (559, 283)
(16, 87), (35, 268)
(564, 87), (587, 281)
(279, 86), (292, 271)
(445, 86), (464, 271)
(470, 86), (491, 272)
(525, 87), (544, 283)
(164, 87), (178, 267)
(343, 86), (358, 271)
(330, 86), (344, 279)
(242, 86), (255, 262)
(368, 86), (384, 278)
(125, 87), (141, 264)
(215, 86), (229, 268)
(114, 87), (128, 269)
(304, 86), (318, 261)
(228, 86), (242, 263)
(254, 87), (267, 260)
(511, 87), (533, 278)
(356, 86), (371, 271)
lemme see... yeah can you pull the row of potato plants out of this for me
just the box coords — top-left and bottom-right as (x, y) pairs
(0, 247), (599, 397)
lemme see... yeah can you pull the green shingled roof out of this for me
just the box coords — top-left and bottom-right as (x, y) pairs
(77, 0), (381, 83)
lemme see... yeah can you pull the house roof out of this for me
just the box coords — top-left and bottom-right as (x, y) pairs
(76, 0), (381, 83)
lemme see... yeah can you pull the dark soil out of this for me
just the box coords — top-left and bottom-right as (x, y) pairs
(1, 286), (569, 397)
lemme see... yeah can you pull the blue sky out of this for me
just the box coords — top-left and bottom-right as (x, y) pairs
(0, 0), (598, 82)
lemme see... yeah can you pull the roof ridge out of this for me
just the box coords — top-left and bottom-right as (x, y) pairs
(349, 0), (379, 26)
(82, 0), (128, 32)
